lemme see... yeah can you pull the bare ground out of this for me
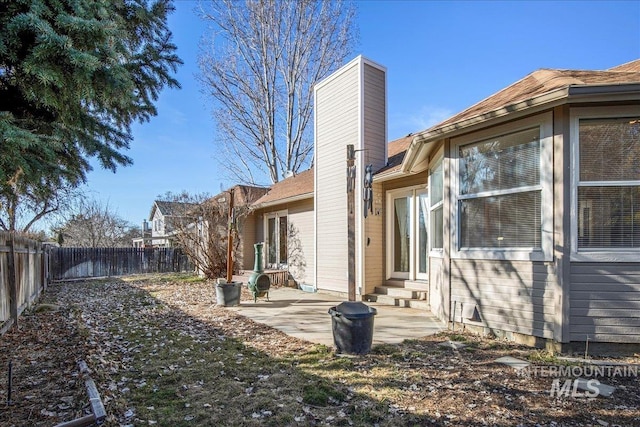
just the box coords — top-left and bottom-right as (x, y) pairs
(0, 274), (638, 426)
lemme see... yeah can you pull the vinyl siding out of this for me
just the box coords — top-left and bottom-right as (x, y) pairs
(251, 199), (315, 286)
(286, 199), (315, 286)
(315, 57), (388, 294)
(569, 263), (640, 343)
(315, 61), (360, 292)
(364, 182), (385, 294)
(362, 64), (387, 172)
(429, 257), (446, 321)
(240, 213), (258, 271)
(450, 259), (557, 339)
(360, 64), (387, 294)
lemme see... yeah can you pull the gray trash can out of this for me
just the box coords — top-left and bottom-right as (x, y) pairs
(328, 301), (377, 355)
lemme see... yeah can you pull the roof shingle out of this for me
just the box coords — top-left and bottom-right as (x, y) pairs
(252, 169), (314, 207)
(430, 61), (640, 132)
(374, 135), (412, 176)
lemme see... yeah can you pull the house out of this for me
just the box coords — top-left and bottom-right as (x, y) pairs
(136, 200), (197, 248)
(135, 187), (268, 269)
(243, 55), (640, 348)
(248, 169), (315, 286)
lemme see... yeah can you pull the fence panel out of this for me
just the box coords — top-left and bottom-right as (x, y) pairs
(0, 232), (46, 334)
(49, 247), (192, 281)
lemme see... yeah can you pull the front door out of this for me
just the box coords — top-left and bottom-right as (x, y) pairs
(387, 188), (429, 281)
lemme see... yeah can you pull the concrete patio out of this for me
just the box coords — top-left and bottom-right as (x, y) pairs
(228, 287), (444, 347)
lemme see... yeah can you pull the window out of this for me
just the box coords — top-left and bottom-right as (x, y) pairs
(451, 113), (552, 260)
(429, 155), (444, 251)
(265, 211), (288, 268)
(572, 108), (640, 259)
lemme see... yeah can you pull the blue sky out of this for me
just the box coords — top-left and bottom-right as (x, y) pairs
(79, 0), (640, 229)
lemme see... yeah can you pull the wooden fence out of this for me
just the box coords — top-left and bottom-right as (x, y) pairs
(0, 232), (46, 334)
(48, 247), (192, 281)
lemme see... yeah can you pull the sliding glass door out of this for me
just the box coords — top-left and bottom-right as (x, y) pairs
(387, 188), (429, 281)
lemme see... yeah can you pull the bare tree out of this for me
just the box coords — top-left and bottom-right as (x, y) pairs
(161, 187), (267, 279)
(53, 199), (137, 247)
(198, 0), (357, 184)
(156, 191), (224, 278)
(0, 181), (82, 233)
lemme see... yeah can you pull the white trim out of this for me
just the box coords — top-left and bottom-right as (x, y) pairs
(264, 210), (288, 269)
(313, 55), (387, 92)
(415, 189), (429, 281)
(373, 169), (411, 183)
(406, 89), (569, 168)
(386, 188), (412, 280)
(357, 57), (364, 295)
(386, 185), (429, 280)
(252, 193), (313, 210)
(429, 150), (445, 254)
(450, 112), (554, 261)
(570, 106), (640, 262)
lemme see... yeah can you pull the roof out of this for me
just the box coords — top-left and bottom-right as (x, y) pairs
(402, 59), (640, 173)
(150, 201), (196, 219)
(435, 63), (640, 130)
(373, 135), (412, 176)
(251, 169), (314, 208)
(418, 60), (640, 140)
(609, 59), (640, 72)
(211, 184), (269, 206)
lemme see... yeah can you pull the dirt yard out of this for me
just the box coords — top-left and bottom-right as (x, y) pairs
(0, 274), (638, 426)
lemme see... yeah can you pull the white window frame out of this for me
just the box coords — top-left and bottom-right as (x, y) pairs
(386, 185), (429, 280)
(570, 106), (640, 262)
(450, 112), (554, 261)
(429, 150), (444, 257)
(264, 210), (288, 268)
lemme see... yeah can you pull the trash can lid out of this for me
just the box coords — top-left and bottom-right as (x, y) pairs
(334, 301), (377, 318)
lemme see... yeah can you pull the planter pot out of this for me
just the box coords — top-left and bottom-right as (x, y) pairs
(216, 281), (242, 307)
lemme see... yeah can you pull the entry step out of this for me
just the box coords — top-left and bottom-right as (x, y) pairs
(364, 286), (431, 310)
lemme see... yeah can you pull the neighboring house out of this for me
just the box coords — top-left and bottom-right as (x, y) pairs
(135, 187), (268, 261)
(245, 55), (640, 348)
(132, 220), (152, 248)
(146, 201), (196, 248)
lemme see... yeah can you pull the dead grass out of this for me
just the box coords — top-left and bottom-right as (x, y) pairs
(0, 274), (638, 426)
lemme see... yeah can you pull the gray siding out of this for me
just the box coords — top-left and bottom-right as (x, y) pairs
(569, 263), (640, 343)
(429, 257), (446, 321)
(450, 259), (557, 339)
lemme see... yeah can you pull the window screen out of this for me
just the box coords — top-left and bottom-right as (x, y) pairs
(578, 117), (640, 249)
(458, 127), (541, 248)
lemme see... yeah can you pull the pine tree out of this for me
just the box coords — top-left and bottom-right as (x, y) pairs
(0, 0), (182, 231)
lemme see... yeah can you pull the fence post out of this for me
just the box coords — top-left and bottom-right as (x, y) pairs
(7, 233), (18, 329)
